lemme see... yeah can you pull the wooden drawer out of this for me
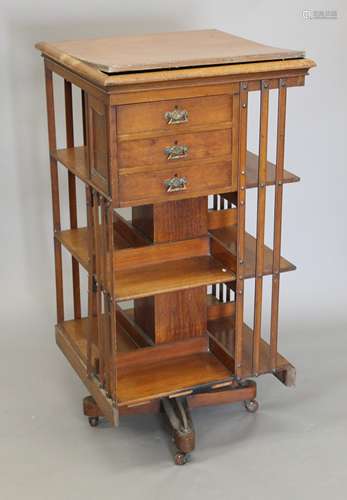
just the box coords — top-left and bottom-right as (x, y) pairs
(118, 129), (232, 170)
(119, 161), (233, 206)
(117, 95), (232, 136)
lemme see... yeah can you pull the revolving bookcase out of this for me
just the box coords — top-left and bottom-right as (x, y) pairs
(36, 30), (315, 464)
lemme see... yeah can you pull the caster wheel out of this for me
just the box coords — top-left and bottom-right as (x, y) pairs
(175, 452), (187, 466)
(88, 416), (99, 427)
(244, 399), (259, 413)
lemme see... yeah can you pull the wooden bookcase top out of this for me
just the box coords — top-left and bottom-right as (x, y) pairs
(36, 30), (315, 88)
(36, 30), (305, 74)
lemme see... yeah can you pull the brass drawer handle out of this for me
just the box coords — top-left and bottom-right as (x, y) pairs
(165, 107), (188, 125)
(164, 144), (189, 160)
(164, 175), (188, 193)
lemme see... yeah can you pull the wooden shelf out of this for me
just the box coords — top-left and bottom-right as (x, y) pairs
(53, 147), (299, 193)
(55, 228), (89, 269)
(52, 147), (109, 199)
(55, 228), (235, 300)
(58, 315), (232, 408)
(55, 227), (133, 271)
(114, 255), (236, 301)
(207, 315), (293, 379)
(59, 316), (138, 365)
(245, 151), (299, 187)
(210, 224), (295, 278)
(117, 350), (232, 407)
(53, 146), (88, 180)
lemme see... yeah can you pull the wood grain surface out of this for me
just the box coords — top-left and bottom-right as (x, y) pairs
(36, 30), (305, 74)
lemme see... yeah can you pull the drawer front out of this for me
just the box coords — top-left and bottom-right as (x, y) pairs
(118, 129), (232, 170)
(119, 162), (233, 206)
(117, 95), (232, 135)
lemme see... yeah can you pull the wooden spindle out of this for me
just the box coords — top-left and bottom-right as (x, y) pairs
(86, 187), (95, 377)
(92, 191), (105, 384)
(212, 194), (218, 297)
(270, 79), (287, 368)
(103, 292), (111, 395)
(252, 80), (270, 374)
(107, 204), (117, 400)
(235, 82), (247, 378)
(44, 64), (64, 322)
(64, 80), (81, 319)
(81, 90), (87, 146)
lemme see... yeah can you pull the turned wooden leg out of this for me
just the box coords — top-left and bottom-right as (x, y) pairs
(83, 396), (104, 427)
(161, 397), (195, 465)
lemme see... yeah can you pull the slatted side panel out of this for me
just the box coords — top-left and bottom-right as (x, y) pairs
(270, 79), (287, 369)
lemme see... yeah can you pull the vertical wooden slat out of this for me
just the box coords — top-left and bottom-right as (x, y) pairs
(270, 79), (287, 368)
(235, 82), (247, 378)
(92, 190), (105, 385)
(102, 292), (110, 395)
(108, 106), (118, 203)
(100, 198), (108, 289)
(212, 194), (218, 298)
(83, 91), (98, 377)
(105, 105), (118, 405)
(81, 90), (87, 146)
(97, 285), (105, 386)
(44, 64), (64, 322)
(86, 186), (94, 377)
(64, 80), (81, 319)
(252, 80), (270, 374)
(93, 192), (102, 285)
(107, 204), (117, 400)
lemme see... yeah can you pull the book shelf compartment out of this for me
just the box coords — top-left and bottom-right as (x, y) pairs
(56, 294), (295, 408)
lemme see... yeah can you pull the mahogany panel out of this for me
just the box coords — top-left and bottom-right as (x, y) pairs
(154, 287), (207, 343)
(153, 197), (208, 242)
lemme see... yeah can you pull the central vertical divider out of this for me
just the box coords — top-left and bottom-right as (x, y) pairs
(132, 197), (208, 344)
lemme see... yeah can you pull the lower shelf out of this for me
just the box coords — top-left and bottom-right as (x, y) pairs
(57, 310), (295, 409)
(117, 351), (231, 407)
(57, 316), (233, 408)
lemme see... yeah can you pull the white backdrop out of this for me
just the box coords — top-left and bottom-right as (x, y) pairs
(1, 1), (346, 498)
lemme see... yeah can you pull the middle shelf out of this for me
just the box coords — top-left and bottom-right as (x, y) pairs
(56, 218), (295, 301)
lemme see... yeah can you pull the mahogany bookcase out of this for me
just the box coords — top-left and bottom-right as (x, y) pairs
(36, 30), (315, 464)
